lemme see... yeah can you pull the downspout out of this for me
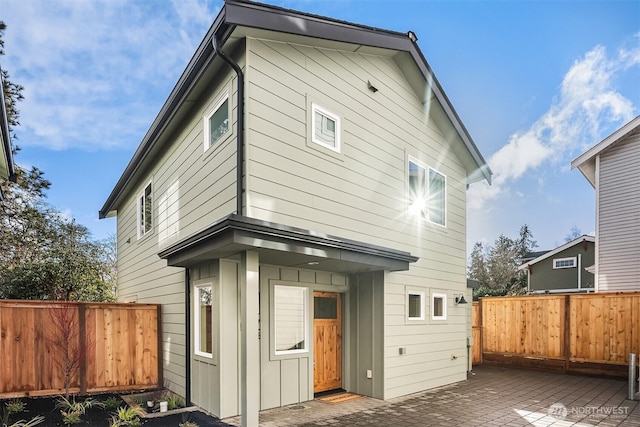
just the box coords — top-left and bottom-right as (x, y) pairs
(212, 34), (244, 216)
(184, 269), (192, 406)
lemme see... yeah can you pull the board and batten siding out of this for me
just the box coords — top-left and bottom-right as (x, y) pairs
(597, 132), (640, 291)
(115, 57), (243, 399)
(244, 37), (469, 400)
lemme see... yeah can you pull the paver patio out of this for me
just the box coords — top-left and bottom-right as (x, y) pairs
(223, 366), (640, 426)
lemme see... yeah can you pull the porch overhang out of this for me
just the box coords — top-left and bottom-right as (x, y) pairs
(158, 214), (418, 273)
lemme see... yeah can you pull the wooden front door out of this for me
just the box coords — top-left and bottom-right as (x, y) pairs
(313, 291), (342, 393)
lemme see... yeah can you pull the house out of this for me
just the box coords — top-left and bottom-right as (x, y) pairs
(571, 115), (640, 292)
(99, 0), (492, 424)
(517, 236), (595, 293)
(0, 67), (17, 198)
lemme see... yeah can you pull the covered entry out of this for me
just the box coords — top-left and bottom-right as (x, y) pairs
(158, 214), (417, 424)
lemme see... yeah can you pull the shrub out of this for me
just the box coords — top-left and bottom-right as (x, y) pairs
(109, 405), (145, 427)
(4, 400), (25, 415)
(102, 396), (122, 411)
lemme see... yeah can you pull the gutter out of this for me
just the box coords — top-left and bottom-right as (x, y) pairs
(212, 34), (244, 215)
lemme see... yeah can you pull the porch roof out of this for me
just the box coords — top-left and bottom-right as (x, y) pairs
(157, 214), (418, 273)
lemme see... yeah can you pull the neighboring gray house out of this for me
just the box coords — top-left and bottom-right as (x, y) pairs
(0, 67), (17, 198)
(572, 115), (640, 292)
(99, 1), (491, 424)
(518, 236), (595, 293)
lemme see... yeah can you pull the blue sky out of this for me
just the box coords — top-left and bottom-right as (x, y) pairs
(2, 0), (639, 256)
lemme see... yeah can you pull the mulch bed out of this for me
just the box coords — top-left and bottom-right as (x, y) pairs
(3, 394), (232, 427)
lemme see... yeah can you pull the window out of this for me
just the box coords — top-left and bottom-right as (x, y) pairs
(408, 158), (446, 226)
(554, 257), (577, 269)
(311, 104), (341, 152)
(137, 182), (153, 238)
(407, 291), (424, 320)
(432, 293), (447, 320)
(194, 284), (213, 357)
(274, 285), (308, 354)
(204, 94), (229, 150)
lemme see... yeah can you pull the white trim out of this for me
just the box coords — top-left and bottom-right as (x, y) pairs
(553, 257), (577, 269)
(311, 103), (341, 153)
(203, 92), (230, 151)
(136, 181), (153, 239)
(427, 166), (447, 227)
(594, 155), (600, 292)
(194, 283), (213, 358)
(431, 292), (447, 321)
(273, 285), (309, 356)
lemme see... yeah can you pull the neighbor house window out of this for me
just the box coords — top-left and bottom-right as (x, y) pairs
(432, 293), (447, 320)
(137, 182), (153, 238)
(553, 257), (576, 269)
(204, 94), (230, 150)
(407, 291), (425, 320)
(408, 158), (446, 226)
(274, 285), (308, 354)
(194, 284), (213, 358)
(311, 104), (341, 152)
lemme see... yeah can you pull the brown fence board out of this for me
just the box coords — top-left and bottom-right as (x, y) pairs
(0, 300), (160, 398)
(477, 292), (640, 377)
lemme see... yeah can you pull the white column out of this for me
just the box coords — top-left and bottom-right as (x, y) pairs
(240, 250), (260, 427)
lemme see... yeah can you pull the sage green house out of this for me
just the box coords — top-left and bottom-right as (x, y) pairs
(99, 1), (491, 424)
(518, 236), (595, 293)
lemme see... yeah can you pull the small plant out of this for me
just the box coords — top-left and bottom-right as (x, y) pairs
(4, 415), (45, 427)
(103, 396), (122, 411)
(179, 422), (199, 427)
(55, 396), (103, 426)
(166, 394), (184, 410)
(4, 400), (25, 415)
(109, 405), (145, 427)
(131, 397), (143, 406)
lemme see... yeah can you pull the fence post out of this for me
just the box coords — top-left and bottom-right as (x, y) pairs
(78, 303), (87, 395)
(563, 295), (571, 374)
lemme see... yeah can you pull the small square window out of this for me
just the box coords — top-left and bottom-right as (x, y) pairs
(194, 284), (213, 358)
(432, 293), (447, 321)
(407, 292), (424, 320)
(137, 182), (153, 238)
(311, 104), (341, 152)
(204, 94), (230, 151)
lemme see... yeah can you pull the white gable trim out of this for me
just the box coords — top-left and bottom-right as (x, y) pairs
(518, 235), (595, 270)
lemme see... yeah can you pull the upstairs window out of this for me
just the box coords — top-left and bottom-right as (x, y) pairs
(204, 94), (230, 151)
(137, 182), (153, 238)
(311, 104), (341, 152)
(408, 158), (447, 226)
(554, 257), (576, 269)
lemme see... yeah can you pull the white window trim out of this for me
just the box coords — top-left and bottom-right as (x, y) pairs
(432, 292), (447, 321)
(407, 157), (447, 227)
(273, 285), (309, 356)
(203, 92), (230, 152)
(136, 181), (153, 239)
(553, 257), (577, 269)
(194, 283), (213, 359)
(311, 103), (341, 153)
(407, 291), (425, 320)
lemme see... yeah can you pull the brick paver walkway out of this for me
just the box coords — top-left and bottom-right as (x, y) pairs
(224, 367), (640, 426)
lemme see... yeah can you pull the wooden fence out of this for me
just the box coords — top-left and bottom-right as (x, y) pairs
(0, 300), (161, 398)
(472, 292), (640, 377)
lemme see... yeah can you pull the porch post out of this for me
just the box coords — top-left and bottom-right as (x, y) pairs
(240, 250), (260, 427)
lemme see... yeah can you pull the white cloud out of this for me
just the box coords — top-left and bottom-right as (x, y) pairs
(469, 43), (639, 210)
(3, 0), (219, 150)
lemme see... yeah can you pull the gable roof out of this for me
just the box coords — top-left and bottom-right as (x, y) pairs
(99, 0), (492, 219)
(571, 115), (640, 187)
(0, 66), (17, 192)
(517, 235), (595, 270)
